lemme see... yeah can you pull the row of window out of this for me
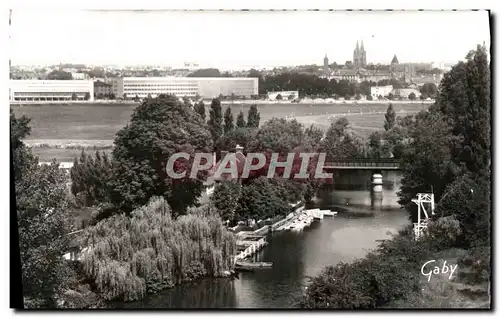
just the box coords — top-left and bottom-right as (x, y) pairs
(13, 92), (89, 96)
(124, 89), (198, 92)
(124, 84), (198, 87)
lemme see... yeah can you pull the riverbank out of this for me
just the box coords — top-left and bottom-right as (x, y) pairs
(385, 247), (490, 308)
(301, 225), (491, 309)
(111, 206), (410, 308)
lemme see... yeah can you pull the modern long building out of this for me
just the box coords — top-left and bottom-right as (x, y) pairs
(10, 80), (94, 102)
(110, 77), (259, 99)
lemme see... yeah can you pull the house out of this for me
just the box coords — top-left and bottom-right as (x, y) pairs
(391, 88), (422, 99)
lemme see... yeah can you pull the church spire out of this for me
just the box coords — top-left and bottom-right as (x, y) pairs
(356, 41), (359, 51)
(361, 40), (364, 51)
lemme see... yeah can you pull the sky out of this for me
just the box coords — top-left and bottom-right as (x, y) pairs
(10, 9), (491, 70)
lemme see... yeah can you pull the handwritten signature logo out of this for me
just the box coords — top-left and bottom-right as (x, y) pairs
(421, 260), (458, 282)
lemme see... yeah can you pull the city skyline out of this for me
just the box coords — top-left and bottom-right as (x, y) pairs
(10, 10), (490, 70)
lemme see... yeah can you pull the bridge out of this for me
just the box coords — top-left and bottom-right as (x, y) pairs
(323, 158), (400, 170)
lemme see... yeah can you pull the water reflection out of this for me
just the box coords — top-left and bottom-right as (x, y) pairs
(115, 277), (238, 308)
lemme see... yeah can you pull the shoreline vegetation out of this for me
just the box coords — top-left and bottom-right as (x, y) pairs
(13, 45), (490, 309)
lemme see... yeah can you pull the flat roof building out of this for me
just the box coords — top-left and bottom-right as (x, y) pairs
(267, 91), (299, 101)
(110, 77), (258, 99)
(370, 85), (394, 98)
(10, 80), (94, 102)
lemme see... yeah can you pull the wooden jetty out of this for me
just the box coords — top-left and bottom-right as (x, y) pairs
(322, 210), (338, 217)
(234, 234), (267, 262)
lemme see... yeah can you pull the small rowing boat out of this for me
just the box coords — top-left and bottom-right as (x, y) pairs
(235, 261), (273, 271)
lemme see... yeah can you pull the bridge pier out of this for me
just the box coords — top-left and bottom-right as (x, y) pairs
(371, 172), (383, 210)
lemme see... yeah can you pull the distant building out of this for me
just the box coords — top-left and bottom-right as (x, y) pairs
(71, 72), (87, 80)
(391, 88), (421, 99)
(353, 41), (367, 69)
(267, 91), (299, 101)
(412, 74), (443, 87)
(110, 77), (258, 99)
(371, 85), (393, 98)
(323, 55), (329, 69)
(94, 80), (112, 97)
(330, 68), (391, 84)
(10, 80), (94, 102)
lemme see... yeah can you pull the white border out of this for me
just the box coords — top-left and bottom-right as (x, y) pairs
(1, 0), (498, 317)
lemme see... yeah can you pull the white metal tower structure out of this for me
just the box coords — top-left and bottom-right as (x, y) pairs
(412, 193), (435, 240)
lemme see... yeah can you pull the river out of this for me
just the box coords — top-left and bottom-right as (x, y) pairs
(113, 186), (411, 309)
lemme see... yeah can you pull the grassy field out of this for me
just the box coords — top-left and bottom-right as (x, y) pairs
(13, 102), (429, 161)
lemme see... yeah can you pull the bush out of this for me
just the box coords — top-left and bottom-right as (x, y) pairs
(302, 263), (375, 309)
(302, 231), (423, 309)
(436, 173), (490, 247)
(425, 216), (463, 250)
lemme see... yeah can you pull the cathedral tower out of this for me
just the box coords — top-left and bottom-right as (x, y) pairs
(353, 41), (367, 69)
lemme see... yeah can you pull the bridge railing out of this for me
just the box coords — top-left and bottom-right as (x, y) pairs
(324, 158), (400, 168)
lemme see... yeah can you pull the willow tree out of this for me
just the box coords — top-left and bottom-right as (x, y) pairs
(81, 197), (236, 302)
(109, 94), (213, 215)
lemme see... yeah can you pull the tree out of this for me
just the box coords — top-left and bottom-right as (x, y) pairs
(70, 150), (113, 207)
(397, 110), (462, 221)
(207, 98), (224, 145)
(194, 101), (206, 122)
(108, 94), (213, 215)
(366, 131), (393, 158)
(47, 70), (72, 80)
(187, 68), (222, 77)
(384, 103), (396, 131)
(134, 95), (140, 102)
(215, 127), (254, 152)
(11, 109), (71, 308)
(436, 173), (490, 247)
(247, 104), (261, 128)
(276, 94), (283, 101)
(210, 181), (241, 223)
(304, 124), (324, 151)
(236, 177), (289, 220)
(288, 94), (296, 100)
(387, 93), (394, 100)
(84, 92), (90, 101)
(248, 117), (304, 153)
(71, 93), (77, 101)
(420, 83), (438, 98)
(109, 93), (116, 100)
(398, 45), (491, 221)
(80, 197), (236, 302)
(123, 93), (128, 100)
(321, 117), (364, 159)
(182, 95), (190, 106)
(236, 110), (246, 128)
(408, 92), (416, 101)
(366, 94), (373, 101)
(223, 107), (234, 134)
(436, 45), (490, 175)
